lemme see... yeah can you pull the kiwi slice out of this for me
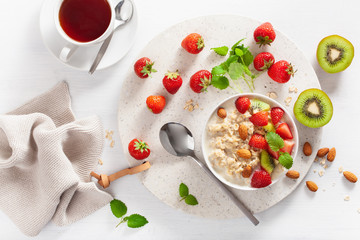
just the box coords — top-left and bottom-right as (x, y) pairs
(263, 122), (275, 132)
(250, 99), (270, 113)
(317, 35), (354, 73)
(294, 89), (333, 128)
(260, 150), (275, 174)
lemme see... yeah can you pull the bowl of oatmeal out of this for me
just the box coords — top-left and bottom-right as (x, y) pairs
(202, 93), (299, 190)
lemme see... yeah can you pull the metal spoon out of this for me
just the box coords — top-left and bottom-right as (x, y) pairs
(89, 0), (134, 74)
(159, 122), (259, 226)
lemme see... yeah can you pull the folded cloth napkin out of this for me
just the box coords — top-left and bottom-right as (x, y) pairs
(0, 82), (113, 236)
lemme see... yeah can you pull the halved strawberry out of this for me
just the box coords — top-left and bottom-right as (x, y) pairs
(249, 134), (268, 150)
(270, 107), (284, 125)
(235, 97), (251, 114)
(280, 140), (294, 155)
(249, 111), (268, 126)
(267, 145), (279, 159)
(251, 170), (272, 188)
(276, 123), (293, 139)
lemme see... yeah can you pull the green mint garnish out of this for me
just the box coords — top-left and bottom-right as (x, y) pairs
(211, 65), (227, 76)
(266, 132), (284, 152)
(179, 183), (198, 206)
(111, 199), (148, 228)
(211, 76), (229, 90)
(211, 46), (229, 56)
(278, 152), (293, 169)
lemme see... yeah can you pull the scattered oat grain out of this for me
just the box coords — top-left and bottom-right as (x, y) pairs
(338, 166), (344, 173)
(184, 99), (199, 112)
(357, 208), (360, 214)
(284, 97), (292, 106)
(323, 164), (328, 169)
(313, 169), (317, 173)
(98, 159), (103, 165)
(110, 140), (115, 148)
(314, 157), (319, 162)
(266, 92), (278, 99)
(344, 195), (350, 201)
(320, 159), (326, 165)
(318, 170), (324, 177)
(289, 86), (298, 93)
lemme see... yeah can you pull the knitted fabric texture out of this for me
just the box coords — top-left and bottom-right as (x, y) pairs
(0, 82), (112, 236)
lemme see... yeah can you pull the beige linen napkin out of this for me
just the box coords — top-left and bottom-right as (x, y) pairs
(0, 82), (113, 236)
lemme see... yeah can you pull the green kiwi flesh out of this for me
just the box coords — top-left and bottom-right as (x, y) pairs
(260, 150), (275, 174)
(250, 99), (270, 113)
(294, 89), (333, 128)
(317, 35), (354, 73)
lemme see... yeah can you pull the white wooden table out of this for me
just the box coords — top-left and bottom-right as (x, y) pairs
(0, 0), (359, 239)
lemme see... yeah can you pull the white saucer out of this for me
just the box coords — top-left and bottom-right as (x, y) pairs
(39, 0), (138, 71)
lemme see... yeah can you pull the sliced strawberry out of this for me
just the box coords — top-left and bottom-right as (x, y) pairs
(276, 123), (293, 140)
(280, 140), (294, 155)
(251, 170), (272, 188)
(235, 97), (251, 114)
(270, 107), (284, 125)
(267, 145), (279, 160)
(249, 111), (268, 126)
(249, 134), (268, 150)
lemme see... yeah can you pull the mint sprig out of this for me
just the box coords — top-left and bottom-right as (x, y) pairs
(279, 152), (293, 169)
(110, 199), (148, 228)
(266, 132), (284, 152)
(179, 183), (198, 206)
(210, 39), (257, 92)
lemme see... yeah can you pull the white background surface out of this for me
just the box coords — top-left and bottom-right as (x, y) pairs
(0, 0), (359, 239)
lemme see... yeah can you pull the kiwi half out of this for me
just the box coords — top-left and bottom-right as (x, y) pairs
(317, 35), (354, 73)
(294, 89), (333, 128)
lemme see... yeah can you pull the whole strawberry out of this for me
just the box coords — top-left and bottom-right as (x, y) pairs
(146, 95), (166, 114)
(253, 22), (276, 47)
(249, 111), (269, 126)
(190, 70), (212, 93)
(181, 33), (205, 54)
(128, 139), (150, 160)
(253, 52), (275, 71)
(251, 170), (272, 188)
(134, 57), (157, 78)
(268, 60), (296, 83)
(235, 97), (251, 114)
(163, 71), (183, 94)
(249, 133), (268, 149)
(270, 107), (284, 125)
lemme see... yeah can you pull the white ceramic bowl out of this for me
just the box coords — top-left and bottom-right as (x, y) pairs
(202, 93), (299, 190)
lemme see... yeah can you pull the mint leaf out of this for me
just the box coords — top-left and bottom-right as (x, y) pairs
(211, 46), (229, 56)
(124, 214), (148, 228)
(234, 48), (243, 57)
(279, 152), (293, 169)
(242, 48), (254, 66)
(228, 62), (244, 80)
(230, 38), (245, 52)
(110, 199), (127, 218)
(266, 132), (284, 152)
(222, 55), (238, 71)
(211, 76), (229, 89)
(179, 183), (189, 198)
(211, 65), (226, 76)
(185, 194), (198, 205)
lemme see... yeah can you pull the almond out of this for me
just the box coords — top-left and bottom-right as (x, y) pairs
(238, 124), (248, 141)
(317, 148), (329, 157)
(286, 170), (300, 179)
(343, 171), (358, 183)
(327, 147), (336, 162)
(217, 107), (227, 119)
(242, 165), (252, 178)
(303, 142), (312, 156)
(236, 149), (251, 159)
(306, 181), (318, 192)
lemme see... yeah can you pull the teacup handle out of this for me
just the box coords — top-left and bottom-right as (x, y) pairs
(59, 44), (78, 62)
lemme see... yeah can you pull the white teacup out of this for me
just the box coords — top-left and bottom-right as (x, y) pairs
(53, 0), (115, 62)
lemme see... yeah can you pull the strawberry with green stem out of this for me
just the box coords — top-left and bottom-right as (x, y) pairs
(134, 57), (157, 78)
(163, 71), (183, 94)
(181, 33), (205, 54)
(190, 70), (212, 93)
(128, 139), (150, 160)
(253, 22), (276, 47)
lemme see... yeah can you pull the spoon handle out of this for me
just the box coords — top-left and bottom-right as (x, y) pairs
(190, 155), (259, 226)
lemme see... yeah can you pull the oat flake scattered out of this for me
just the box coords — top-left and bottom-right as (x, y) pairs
(320, 159), (326, 165)
(284, 97), (292, 106)
(184, 99), (199, 112)
(98, 159), (103, 165)
(110, 140), (115, 148)
(313, 170), (317, 173)
(318, 170), (324, 177)
(344, 195), (350, 201)
(357, 208), (360, 213)
(338, 166), (344, 173)
(266, 92), (278, 99)
(314, 158), (319, 162)
(323, 164), (328, 169)
(289, 86), (298, 93)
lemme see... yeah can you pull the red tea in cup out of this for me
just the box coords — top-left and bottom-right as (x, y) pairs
(59, 0), (112, 42)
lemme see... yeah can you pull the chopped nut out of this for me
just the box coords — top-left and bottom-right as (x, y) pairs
(338, 166), (344, 173)
(266, 92), (278, 99)
(110, 140), (115, 148)
(314, 157), (319, 162)
(194, 104), (199, 109)
(318, 170), (324, 177)
(344, 195), (350, 201)
(284, 97), (292, 106)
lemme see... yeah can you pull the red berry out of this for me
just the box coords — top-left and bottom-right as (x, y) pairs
(235, 97), (251, 114)
(268, 60), (296, 83)
(253, 22), (276, 47)
(249, 133), (268, 149)
(128, 139), (150, 160)
(251, 170), (272, 188)
(249, 111), (269, 126)
(146, 95), (166, 114)
(134, 57), (157, 78)
(253, 52), (275, 71)
(267, 146), (279, 160)
(181, 33), (205, 54)
(163, 71), (183, 94)
(190, 70), (212, 93)
(280, 140), (295, 154)
(270, 107), (284, 125)
(276, 123), (293, 140)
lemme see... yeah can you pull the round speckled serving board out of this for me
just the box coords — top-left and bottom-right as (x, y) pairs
(117, 15), (321, 219)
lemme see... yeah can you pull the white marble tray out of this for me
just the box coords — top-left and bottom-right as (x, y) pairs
(117, 15), (321, 219)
